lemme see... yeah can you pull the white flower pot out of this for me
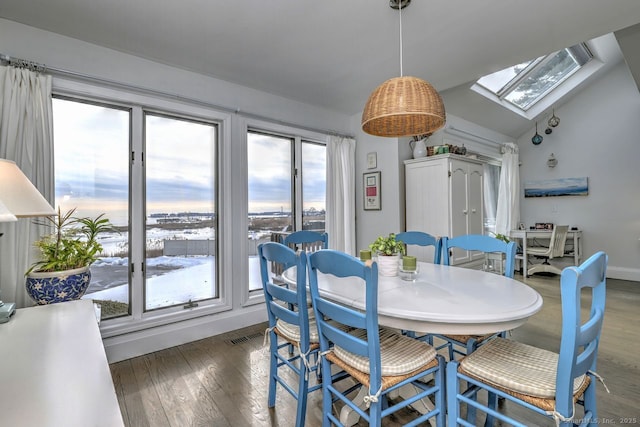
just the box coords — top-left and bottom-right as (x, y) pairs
(376, 254), (401, 277)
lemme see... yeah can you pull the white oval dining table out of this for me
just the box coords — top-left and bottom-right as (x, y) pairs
(283, 260), (543, 426)
(283, 261), (543, 335)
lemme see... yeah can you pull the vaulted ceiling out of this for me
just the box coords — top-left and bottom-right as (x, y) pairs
(2, 0), (640, 138)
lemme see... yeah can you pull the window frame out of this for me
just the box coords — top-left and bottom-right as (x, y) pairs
(52, 77), (233, 338)
(240, 117), (327, 306)
(51, 94), (133, 318)
(142, 109), (221, 312)
(472, 42), (597, 119)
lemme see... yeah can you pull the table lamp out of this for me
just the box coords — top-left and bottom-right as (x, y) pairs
(0, 159), (56, 323)
(0, 200), (18, 223)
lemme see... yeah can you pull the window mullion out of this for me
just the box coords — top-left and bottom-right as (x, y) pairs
(130, 106), (145, 320)
(293, 137), (303, 231)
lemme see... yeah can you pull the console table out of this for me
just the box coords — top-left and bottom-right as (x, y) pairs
(0, 299), (124, 427)
(509, 229), (583, 278)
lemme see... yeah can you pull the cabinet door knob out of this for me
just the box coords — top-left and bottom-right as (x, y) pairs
(463, 209), (468, 214)
(471, 208), (476, 213)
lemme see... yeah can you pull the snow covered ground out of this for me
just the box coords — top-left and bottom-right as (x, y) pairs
(83, 255), (263, 310)
(82, 225), (266, 310)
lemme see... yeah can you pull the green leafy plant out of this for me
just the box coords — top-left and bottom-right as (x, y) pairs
(369, 233), (406, 256)
(26, 207), (117, 274)
(491, 232), (510, 243)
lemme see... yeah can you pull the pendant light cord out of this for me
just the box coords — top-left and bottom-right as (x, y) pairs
(399, 2), (403, 77)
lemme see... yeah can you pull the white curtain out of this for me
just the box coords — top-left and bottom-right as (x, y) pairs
(326, 135), (356, 255)
(483, 163), (500, 235)
(0, 65), (54, 308)
(495, 142), (520, 236)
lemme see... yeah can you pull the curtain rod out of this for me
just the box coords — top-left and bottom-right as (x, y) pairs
(0, 53), (46, 73)
(0, 53), (354, 140)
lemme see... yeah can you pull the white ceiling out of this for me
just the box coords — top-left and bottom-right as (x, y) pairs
(2, 0), (640, 138)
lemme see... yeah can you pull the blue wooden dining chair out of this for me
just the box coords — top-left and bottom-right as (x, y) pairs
(447, 251), (608, 427)
(395, 230), (442, 263)
(433, 234), (518, 359)
(258, 242), (321, 427)
(395, 231), (442, 340)
(283, 230), (328, 252)
(307, 249), (446, 427)
(441, 234), (517, 279)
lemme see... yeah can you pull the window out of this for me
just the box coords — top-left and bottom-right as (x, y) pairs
(53, 97), (131, 320)
(301, 142), (327, 231)
(474, 43), (593, 112)
(144, 113), (218, 311)
(53, 95), (222, 322)
(51, 81), (330, 335)
(246, 130), (326, 292)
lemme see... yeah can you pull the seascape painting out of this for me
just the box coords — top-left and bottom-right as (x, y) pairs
(524, 177), (588, 198)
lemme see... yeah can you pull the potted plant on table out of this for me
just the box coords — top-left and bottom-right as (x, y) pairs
(490, 232), (510, 243)
(369, 233), (406, 277)
(25, 207), (116, 305)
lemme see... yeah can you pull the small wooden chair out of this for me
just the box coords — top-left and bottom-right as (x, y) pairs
(528, 225), (570, 276)
(395, 230), (442, 264)
(269, 230), (328, 278)
(258, 242), (320, 427)
(447, 251), (608, 427)
(433, 234), (517, 359)
(395, 231), (442, 340)
(283, 230), (328, 252)
(307, 249), (446, 426)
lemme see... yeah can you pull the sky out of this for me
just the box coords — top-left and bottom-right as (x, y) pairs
(52, 98), (326, 226)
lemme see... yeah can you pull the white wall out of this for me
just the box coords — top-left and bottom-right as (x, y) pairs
(517, 61), (640, 281)
(352, 113), (414, 252)
(353, 112), (508, 252)
(0, 18), (354, 361)
(0, 19), (351, 136)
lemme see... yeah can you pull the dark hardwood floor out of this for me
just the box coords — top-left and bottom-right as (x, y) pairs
(110, 274), (640, 426)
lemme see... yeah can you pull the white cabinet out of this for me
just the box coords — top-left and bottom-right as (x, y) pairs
(405, 154), (484, 265)
(0, 300), (124, 426)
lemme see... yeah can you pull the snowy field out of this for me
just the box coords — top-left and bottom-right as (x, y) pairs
(84, 255), (263, 310)
(80, 222), (275, 309)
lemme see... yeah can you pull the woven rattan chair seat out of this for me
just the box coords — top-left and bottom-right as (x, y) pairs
(333, 327), (437, 377)
(459, 337), (588, 400)
(442, 333), (495, 344)
(275, 308), (319, 343)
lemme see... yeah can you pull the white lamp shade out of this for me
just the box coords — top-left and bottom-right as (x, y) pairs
(0, 158), (56, 217)
(0, 199), (18, 222)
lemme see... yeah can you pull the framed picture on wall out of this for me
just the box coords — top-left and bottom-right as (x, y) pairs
(367, 152), (377, 169)
(363, 171), (381, 210)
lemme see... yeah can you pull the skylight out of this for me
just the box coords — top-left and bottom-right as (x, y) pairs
(475, 44), (593, 111)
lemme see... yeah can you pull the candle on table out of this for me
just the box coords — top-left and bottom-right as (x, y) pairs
(403, 255), (417, 271)
(360, 249), (372, 261)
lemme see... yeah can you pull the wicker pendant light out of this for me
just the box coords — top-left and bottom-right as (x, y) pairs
(362, 0), (445, 137)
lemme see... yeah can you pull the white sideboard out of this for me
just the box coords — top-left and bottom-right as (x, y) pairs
(405, 154), (485, 265)
(0, 299), (124, 427)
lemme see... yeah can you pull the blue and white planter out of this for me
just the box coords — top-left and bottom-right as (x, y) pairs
(25, 266), (92, 305)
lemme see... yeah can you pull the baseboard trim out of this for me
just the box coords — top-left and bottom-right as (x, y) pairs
(103, 306), (268, 363)
(607, 266), (640, 282)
